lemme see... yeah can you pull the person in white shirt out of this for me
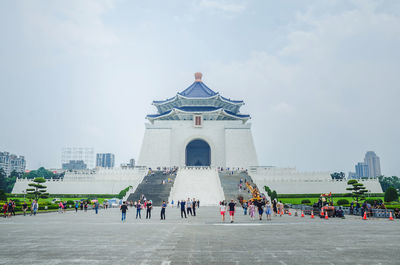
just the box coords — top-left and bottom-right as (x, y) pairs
(186, 198), (193, 216)
(219, 201), (227, 222)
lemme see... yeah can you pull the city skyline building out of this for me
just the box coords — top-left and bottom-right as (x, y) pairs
(355, 162), (369, 179)
(0, 151), (26, 176)
(364, 151), (381, 178)
(61, 147), (94, 169)
(62, 160), (87, 170)
(96, 153), (115, 168)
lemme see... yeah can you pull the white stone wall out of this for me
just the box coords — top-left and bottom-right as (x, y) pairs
(249, 167), (383, 194)
(12, 168), (148, 195)
(137, 120), (258, 168)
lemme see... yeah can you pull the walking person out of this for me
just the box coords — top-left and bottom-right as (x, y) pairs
(33, 200), (38, 216)
(146, 200), (152, 219)
(30, 200), (35, 216)
(272, 199), (277, 216)
(120, 201), (128, 222)
(22, 201), (28, 216)
(256, 200), (264, 220)
(220, 201), (227, 222)
(2, 202), (7, 218)
(75, 201), (79, 212)
(228, 199), (236, 223)
(7, 200), (13, 218)
(80, 201), (83, 211)
(94, 201), (99, 214)
(84, 201), (88, 212)
(180, 199), (187, 218)
(265, 200), (272, 221)
(58, 201), (63, 213)
(136, 200), (142, 219)
(11, 200), (15, 216)
(192, 198), (197, 216)
(249, 201), (255, 220)
(186, 198), (193, 216)
(177, 200), (180, 208)
(243, 201), (248, 215)
(161, 201), (167, 220)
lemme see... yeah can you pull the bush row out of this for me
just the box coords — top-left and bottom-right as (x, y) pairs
(277, 193), (384, 198)
(7, 193), (116, 198)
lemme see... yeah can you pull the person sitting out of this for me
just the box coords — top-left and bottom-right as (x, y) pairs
(394, 208), (400, 219)
(335, 207), (344, 218)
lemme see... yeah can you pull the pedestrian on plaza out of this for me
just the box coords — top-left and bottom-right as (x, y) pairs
(30, 200), (35, 216)
(279, 201), (284, 216)
(11, 200), (16, 216)
(161, 201), (167, 220)
(80, 201), (83, 211)
(120, 201), (128, 222)
(136, 200), (142, 219)
(265, 201), (272, 221)
(177, 200), (180, 208)
(220, 201), (227, 222)
(94, 201), (99, 214)
(75, 201), (79, 212)
(192, 198), (197, 216)
(228, 199), (236, 223)
(180, 199), (187, 218)
(63, 201), (67, 213)
(7, 200), (13, 218)
(186, 198), (193, 216)
(272, 199), (277, 216)
(22, 201), (28, 216)
(350, 201), (354, 215)
(58, 201), (63, 213)
(249, 201), (255, 220)
(33, 200), (38, 215)
(2, 202), (7, 218)
(146, 200), (152, 219)
(171, 200), (174, 208)
(84, 201), (88, 212)
(197, 200), (200, 208)
(256, 200), (264, 220)
(243, 201), (248, 215)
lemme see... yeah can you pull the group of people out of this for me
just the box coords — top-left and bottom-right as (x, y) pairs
(120, 199), (168, 222)
(2, 200), (38, 217)
(177, 198), (199, 218)
(219, 199), (285, 223)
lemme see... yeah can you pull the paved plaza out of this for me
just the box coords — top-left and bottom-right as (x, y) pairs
(0, 206), (399, 265)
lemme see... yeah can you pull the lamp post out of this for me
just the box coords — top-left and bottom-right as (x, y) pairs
(22, 190), (26, 201)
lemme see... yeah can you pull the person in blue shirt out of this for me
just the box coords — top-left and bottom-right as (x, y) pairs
(180, 199), (187, 218)
(75, 201), (79, 213)
(136, 200), (142, 219)
(161, 201), (167, 220)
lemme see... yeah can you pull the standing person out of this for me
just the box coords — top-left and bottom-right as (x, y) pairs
(186, 198), (193, 216)
(197, 200), (200, 208)
(279, 201), (284, 216)
(58, 201), (63, 213)
(7, 200), (13, 218)
(171, 200), (174, 208)
(180, 199), (187, 218)
(80, 201), (83, 211)
(11, 200), (16, 216)
(146, 200), (152, 219)
(228, 199), (236, 223)
(272, 200), (277, 216)
(243, 201), (248, 215)
(220, 201), (227, 222)
(120, 201), (128, 222)
(177, 200), (180, 208)
(265, 201), (272, 221)
(63, 201), (67, 213)
(22, 201), (28, 216)
(94, 201), (99, 214)
(161, 201), (167, 220)
(256, 200), (264, 220)
(192, 198), (197, 216)
(33, 200), (38, 216)
(249, 201), (255, 220)
(2, 202), (7, 218)
(136, 200), (142, 219)
(75, 201), (79, 212)
(84, 201), (88, 212)
(30, 200), (35, 216)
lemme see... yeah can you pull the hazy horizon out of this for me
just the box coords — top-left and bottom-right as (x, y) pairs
(1, 0), (399, 176)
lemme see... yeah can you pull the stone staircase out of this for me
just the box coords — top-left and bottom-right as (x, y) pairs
(126, 170), (177, 206)
(218, 170), (258, 202)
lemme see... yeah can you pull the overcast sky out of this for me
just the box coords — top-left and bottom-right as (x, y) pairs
(1, 0), (399, 176)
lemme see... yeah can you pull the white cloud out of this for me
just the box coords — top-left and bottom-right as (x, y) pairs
(199, 0), (246, 14)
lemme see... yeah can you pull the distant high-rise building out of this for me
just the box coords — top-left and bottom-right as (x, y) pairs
(355, 162), (369, 178)
(129, 159), (135, 168)
(0, 151), (26, 176)
(348, 172), (357, 179)
(96, 153), (115, 168)
(62, 160), (87, 170)
(61, 147), (94, 169)
(364, 151), (381, 178)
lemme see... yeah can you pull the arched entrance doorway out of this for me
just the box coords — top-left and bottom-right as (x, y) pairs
(185, 139), (211, 166)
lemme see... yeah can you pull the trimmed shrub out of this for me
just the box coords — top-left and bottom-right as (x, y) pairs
(384, 186), (399, 202)
(301, 199), (311, 204)
(66, 200), (75, 205)
(337, 199), (349, 205)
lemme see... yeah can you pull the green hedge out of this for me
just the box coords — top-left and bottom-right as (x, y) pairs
(337, 199), (349, 205)
(277, 193), (384, 198)
(7, 194), (116, 198)
(301, 199), (311, 204)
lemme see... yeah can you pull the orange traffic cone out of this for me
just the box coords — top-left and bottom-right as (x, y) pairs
(320, 209), (324, 218)
(301, 210), (305, 217)
(389, 212), (393, 221)
(363, 211), (367, 220)
(311, 210), (314, 219)
(325, 211), (329, 220)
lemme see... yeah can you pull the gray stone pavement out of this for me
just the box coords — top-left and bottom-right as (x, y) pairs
(0, 206), (399, 265)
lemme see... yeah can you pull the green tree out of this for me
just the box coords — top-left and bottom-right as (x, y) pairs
(0, 190), (7, 201)
(271, 190), (278, 201)
(346, 179), (368, 202)
(23, 167), (55, 180)
(264, 186), (272, 197)
(378, 176), (400, 192)
(26, 177), (49, 201)
(384, 186), (399, 202)
(0, 168), (6, 192)
(331, 172), (345, 180)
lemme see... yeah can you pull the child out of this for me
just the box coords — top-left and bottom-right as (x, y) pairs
(265, 201), (272, 221)
(249, 202), (255, 220)
(220, 201), (227, 222)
